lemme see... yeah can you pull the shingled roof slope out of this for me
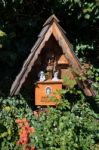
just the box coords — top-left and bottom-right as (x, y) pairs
(10, 15), (54, 96)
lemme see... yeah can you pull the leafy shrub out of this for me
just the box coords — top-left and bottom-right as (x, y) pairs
(0, 70), (99, 149)
(28, 87), (99, 150)
(0, 96), (34, 150)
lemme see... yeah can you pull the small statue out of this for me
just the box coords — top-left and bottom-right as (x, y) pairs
(38, 71), (45, 81)
(52, 71), (59, 81)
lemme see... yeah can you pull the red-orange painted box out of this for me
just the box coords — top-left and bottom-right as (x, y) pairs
(35, 80), (62, 106)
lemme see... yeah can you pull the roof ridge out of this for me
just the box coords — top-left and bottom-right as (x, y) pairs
(43, 14), (59, 27)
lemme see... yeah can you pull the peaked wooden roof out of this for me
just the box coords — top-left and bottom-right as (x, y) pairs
(10, 14), (95, 96)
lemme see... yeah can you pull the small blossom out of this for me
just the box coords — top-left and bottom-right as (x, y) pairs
(16, 118), (36, 148)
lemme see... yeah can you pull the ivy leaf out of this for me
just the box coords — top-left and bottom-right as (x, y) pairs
(0, 30), (7, 37)
(84, 14), (90, 19)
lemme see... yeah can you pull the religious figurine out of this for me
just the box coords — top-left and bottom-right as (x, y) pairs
(38, 71), (46, 81)
(45, 87), (52, 95)
(52, 71), (59, 81)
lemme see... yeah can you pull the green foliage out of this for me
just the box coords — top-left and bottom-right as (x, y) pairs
(0, 87), (99, 149)
(0, 30), (6, 37)
(86, 66), (99, 106)
(0, 0), (98, 96)
(0, 96), (34, 149)
(0, 29), (7, 49)
(63, 75), (76, 88)
(75, 43), (94, 61)
(29, 88), (99, 150)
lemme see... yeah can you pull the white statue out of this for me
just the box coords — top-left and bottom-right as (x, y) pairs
(38, 71), (45, 81)
(52, 71), (59, 81)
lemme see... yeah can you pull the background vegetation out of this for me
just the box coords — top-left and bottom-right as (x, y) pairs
(0, 0), (99, 96)
(0, 0), (99, 149)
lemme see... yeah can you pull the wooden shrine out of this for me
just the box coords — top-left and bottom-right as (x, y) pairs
(10, 15), (95, 106)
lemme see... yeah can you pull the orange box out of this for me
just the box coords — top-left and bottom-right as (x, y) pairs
(35, 80), (62, 106)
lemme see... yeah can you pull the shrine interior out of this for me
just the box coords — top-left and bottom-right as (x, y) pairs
(21, 34), (75, 106)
